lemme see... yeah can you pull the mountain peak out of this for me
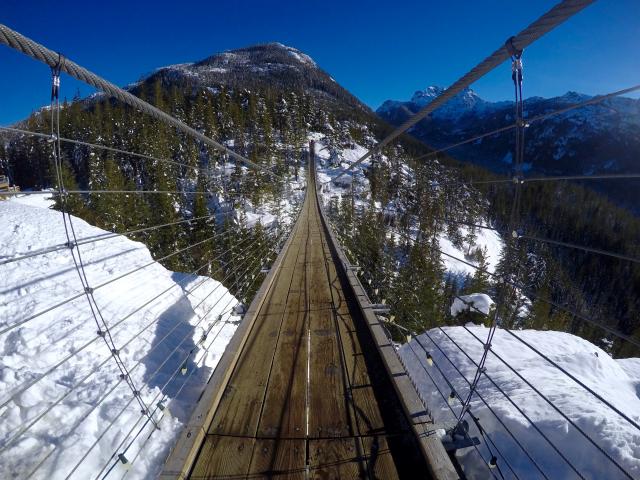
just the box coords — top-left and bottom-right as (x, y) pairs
(141, 42), (367, 113)
(378, 85), (491, 119)
(194, 42), (317, 70)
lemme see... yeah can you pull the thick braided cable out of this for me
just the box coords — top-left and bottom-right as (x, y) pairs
(329, 0), (595, 184)
(0, 24), (278, 179)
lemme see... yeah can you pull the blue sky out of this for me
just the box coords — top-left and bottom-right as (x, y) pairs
(1, 0), (638, 125)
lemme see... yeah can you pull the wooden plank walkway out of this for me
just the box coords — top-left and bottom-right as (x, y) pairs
(164, 158), (452, 479)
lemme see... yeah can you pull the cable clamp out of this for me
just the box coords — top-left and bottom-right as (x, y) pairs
(97, 330), (106, 337)
(50, 53), (65, 101)
(47, 134), (58, 143)
(483, 343), (492, 351)
(111, 348), (119, 355)
(505, 36), (523, 59)
(119, 373), (129, 380)
(84, 286), (94, 294)
(65, 240), (76, 250)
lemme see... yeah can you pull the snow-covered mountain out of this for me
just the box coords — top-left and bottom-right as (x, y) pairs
(378, 86), (510, 121)
(376, 86), (640, 211)
(145, 42), (370, 114)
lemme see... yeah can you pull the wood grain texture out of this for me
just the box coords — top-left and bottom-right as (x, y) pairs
(185, 161), (441, 479)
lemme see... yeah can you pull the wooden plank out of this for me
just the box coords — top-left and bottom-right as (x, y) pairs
(315, 185), (459, 480)
(166, 155), (456, 479)
(308, 439), (362, 480)
(249, 439), (306, 479)
(189, 436), (255, 479)
(319, 226), (400, 480)
(160, 202), (306, 479)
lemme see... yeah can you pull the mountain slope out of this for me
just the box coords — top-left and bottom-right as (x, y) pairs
(376, 86), (640, 212)
(145, 42), (371, 117)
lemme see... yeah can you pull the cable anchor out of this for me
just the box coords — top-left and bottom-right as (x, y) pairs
(50, 52), (65, 101)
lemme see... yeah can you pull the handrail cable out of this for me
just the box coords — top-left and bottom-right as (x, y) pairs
(30, 237), (278, 475)
(0, 189), (259, 197)
(324, 205), (517, 478)
(360, 205), (640, 352)
(105, 248), (277, 479)
(47, 237), (280, 478)
(1, 226), (238, 337)
(445, 291), (640, 434)
(455, 322), (634, 479)
(0, 245), (266, 463)
(1, 212), (218, 267)
(0, 126), (204, 173)
(0, 230), (262, 411)
(82, 248), (275, 480)
(397, 327), (499, 479)
(415, 326), (551, 479)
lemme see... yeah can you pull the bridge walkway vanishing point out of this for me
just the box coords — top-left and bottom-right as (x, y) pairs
(161, 154), (456, 479)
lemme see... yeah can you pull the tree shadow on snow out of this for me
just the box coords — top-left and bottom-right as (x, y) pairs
(141, 272), (214, 422)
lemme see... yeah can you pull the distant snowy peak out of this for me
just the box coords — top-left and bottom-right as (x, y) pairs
(377, 85), (506, 120)
(409, 85), (445, 106)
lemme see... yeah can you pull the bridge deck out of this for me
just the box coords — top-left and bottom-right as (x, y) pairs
(185, 166), (431, 479)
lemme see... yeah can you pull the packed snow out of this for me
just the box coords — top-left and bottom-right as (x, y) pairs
(311, 132), (503, 279)
(450, 293), (495, 317)
(400, 325), (640, 479)
(0, 198), (243, 479)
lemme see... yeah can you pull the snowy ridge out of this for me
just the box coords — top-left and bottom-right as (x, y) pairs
(400, 325), (640, 479)
(311, 131), (503, 279)
(0, 199), (241, 479)
(377, 85), (510, 120)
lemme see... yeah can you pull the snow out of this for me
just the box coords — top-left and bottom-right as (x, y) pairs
(311, 131), (503, 280)
(450, 293), (495, 317)
(7, 190), (56, 209)
(0, 200), (242, 479)
(438, 225), (503, 277)
(400, 326), (640, 479)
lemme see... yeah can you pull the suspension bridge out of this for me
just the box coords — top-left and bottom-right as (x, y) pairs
(1, 0), (640, 478)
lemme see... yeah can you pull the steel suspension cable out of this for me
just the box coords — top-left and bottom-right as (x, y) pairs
(1, 212), (217, 267)
(35, 248), (272, 475)
(413, 325), (550, 479)
(1, 226), (238, 337)
(423, 325), (586, 479)
(0, 26), (280, 179)
(48, 65), (158, 427)
(457, 323), (634, 479)
(328, 0), (595, 185)
(398, 329), (499, 479)
(383, 174), (640, 265)
(358, 203), (640, 352)
(448, 293), (640, 435)
(102, 258), (273, 480)
(55, 236), (280, 479)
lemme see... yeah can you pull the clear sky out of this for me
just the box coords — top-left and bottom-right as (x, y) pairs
(1, 0), (638, 125)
